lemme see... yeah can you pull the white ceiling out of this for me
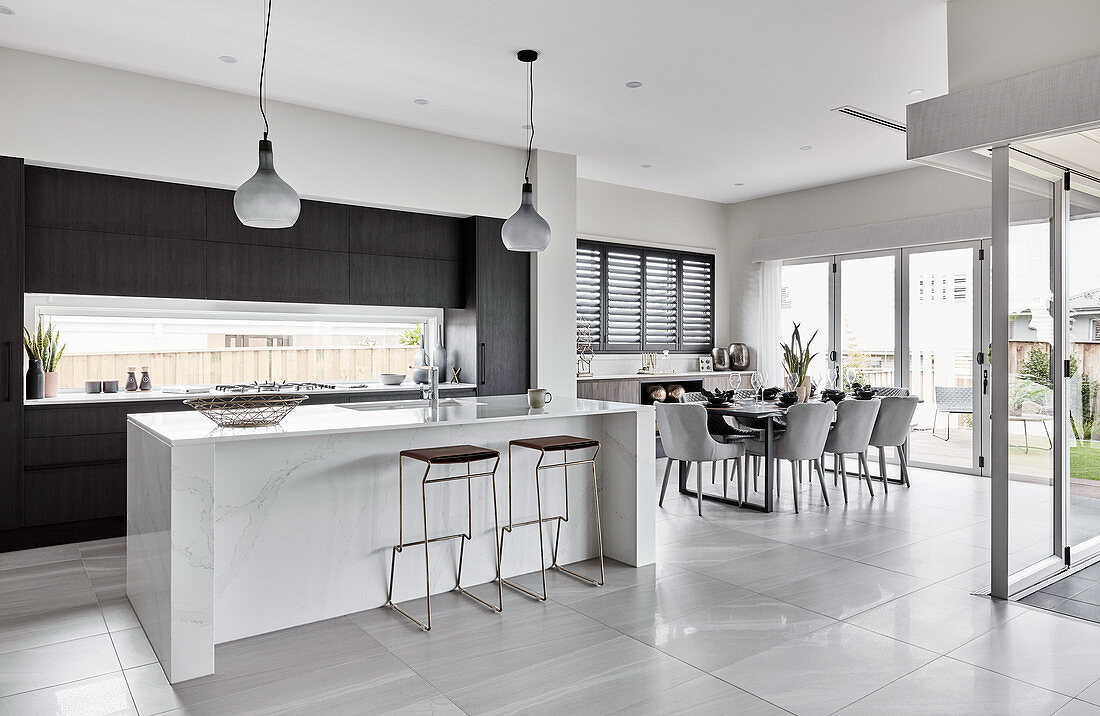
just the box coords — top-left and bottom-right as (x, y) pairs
(0, 0), (949, 203)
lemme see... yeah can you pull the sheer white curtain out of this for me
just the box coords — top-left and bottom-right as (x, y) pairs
(757, 260), (783, 385)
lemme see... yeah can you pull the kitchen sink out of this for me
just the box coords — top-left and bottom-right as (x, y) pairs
(339, 398), (476, 411)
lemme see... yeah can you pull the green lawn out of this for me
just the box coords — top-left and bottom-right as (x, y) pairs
(1071, 442), (1100, 481)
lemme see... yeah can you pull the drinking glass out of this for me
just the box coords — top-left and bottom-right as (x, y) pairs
(750, 371), (764, 401)
(729, 373), (741, 391)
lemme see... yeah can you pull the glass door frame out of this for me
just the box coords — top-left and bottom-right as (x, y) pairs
(990, 146), (1100, 598)
(899, 240), (989, 476)
(779, 255), (840, 387)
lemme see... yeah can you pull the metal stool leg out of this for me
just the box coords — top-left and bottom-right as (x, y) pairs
(501, 446), (549, 601)
(456, 455), (504, 613)
(387, 458), (435, 631)
(551, 445), (605, 587)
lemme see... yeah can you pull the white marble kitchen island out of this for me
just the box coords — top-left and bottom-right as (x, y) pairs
(126, 395), (655, 683)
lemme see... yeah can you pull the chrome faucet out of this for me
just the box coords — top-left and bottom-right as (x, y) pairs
(419, 365), (440, 410)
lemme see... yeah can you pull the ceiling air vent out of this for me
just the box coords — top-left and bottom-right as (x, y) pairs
(832, 106), (906, 133)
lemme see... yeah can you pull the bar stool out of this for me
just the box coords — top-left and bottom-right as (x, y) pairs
(386, 444), (503, 631)
(499, 435), (604, 601)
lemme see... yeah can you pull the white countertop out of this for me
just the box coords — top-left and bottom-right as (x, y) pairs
(25, 382), (477, 407)
(577, 371), (751, 381)
(128, 395), (651, 447)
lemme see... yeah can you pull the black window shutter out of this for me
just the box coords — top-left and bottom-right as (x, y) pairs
(680, 255), (714, 349)
(644, 252), (678, 349)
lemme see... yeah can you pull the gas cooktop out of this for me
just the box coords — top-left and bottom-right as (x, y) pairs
(213, 381), (340, 393)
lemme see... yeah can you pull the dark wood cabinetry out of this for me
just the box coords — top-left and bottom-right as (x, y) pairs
(0, 157), (24, 531)
(206, 242), (350, 304)
(26, 228), (208, 298)
(445, 217), (530, 396)
(350, 206), (464, 261)
(8, 157), (527, 551)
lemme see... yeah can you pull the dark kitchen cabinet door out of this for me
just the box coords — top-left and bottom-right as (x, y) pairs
(206, 242), (350, 304)
(206, 189), (349, 252)
(143, 180), (206, 240)
(0, 157), (24, 530)
(25, 228), (208, 299)
(349, 206), (464, 261)
(23, 463), (126, 526)
(24, 166), (145, 235)
(474, 217), (530, 396)
(350, 254), (463, 308)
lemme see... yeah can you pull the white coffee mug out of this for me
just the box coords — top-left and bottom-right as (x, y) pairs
(527, 388), (553, 409)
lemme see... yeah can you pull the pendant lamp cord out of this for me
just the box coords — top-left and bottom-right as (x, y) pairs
(524, 59), (534, 183)
(259, 0), (272, 140)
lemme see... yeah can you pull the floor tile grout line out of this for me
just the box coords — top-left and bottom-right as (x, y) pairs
(549, 592), (799, 715)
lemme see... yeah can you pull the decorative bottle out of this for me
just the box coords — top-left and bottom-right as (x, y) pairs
(125, 367), (139, 392)
(411, 328), (430, 384)
(25, 359), (44, 400)
(139, 365), (152, 391)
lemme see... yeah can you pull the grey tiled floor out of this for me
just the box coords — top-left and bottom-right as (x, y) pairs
(4, 466), (1100, 714)
(1021, 562), (1100, 624)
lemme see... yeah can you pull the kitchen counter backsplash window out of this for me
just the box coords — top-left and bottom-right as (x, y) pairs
(27, 304), (439, 391)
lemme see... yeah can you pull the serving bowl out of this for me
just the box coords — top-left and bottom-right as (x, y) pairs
(379, 373), (406, 386)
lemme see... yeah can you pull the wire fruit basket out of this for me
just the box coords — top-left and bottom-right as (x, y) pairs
(184, 394), (308, 428)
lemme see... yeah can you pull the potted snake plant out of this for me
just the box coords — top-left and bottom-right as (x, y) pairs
(24, 320), (65, 399)
(780, 322), (817, 402)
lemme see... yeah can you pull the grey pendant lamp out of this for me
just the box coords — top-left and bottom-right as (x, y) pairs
(234, 0), (300, 229)
(501, 49), (551, 252)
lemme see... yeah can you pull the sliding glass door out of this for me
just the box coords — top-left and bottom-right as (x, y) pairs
(904, 244), (984, 473)
(781, 245), (989, 475)
(779, 259), (834, 387)
(838, 253), (897, 389)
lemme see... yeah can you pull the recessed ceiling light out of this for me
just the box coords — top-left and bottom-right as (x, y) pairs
(413, 98), (429, 105)
(734, 183), (744, 187)
(625, 81), (642, 88)
(800, 145), (813, 151)
(0, 5), (15, 15)
(218, 55), (238, 64)
(908, 88), (924, 96)
(640, 164), (651, 168)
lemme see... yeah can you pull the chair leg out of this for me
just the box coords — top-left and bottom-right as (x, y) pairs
(696, 461), (703, 516)
(798, 461), (803, 484)
(659, 458), (674, 506)
(837, 453), (848, 503)
(735, 458), (743, 506)
(878, 447), (889, 494)
(791, 462), (800, 513)
(775, 459), (781, 498)
(814, 458), (829, 506)
(753, 456), (759, 491)
(897, 445), (911, 487)
(712, 460), (717, 484)
(722, 460), (729, 499)
(859, 452), (875, 497)
(1022, 420), (1029, 454)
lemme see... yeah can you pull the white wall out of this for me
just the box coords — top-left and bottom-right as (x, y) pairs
(576, 178), (731, 374)
(532, 150), (578, 399)
(727, 164), (992, 364)
(947, 0), (1100, 92)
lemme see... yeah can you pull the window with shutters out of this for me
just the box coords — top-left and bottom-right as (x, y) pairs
(576, 240), (715, 353)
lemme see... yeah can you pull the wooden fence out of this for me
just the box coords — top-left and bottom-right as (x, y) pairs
(56, 346), (421, 389)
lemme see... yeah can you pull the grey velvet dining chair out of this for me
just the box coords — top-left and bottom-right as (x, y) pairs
(656, 402), (746, 515)
(868, 395), (921, 491)
(745, 401), (835, 513)
(823, 399), (880, 502)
